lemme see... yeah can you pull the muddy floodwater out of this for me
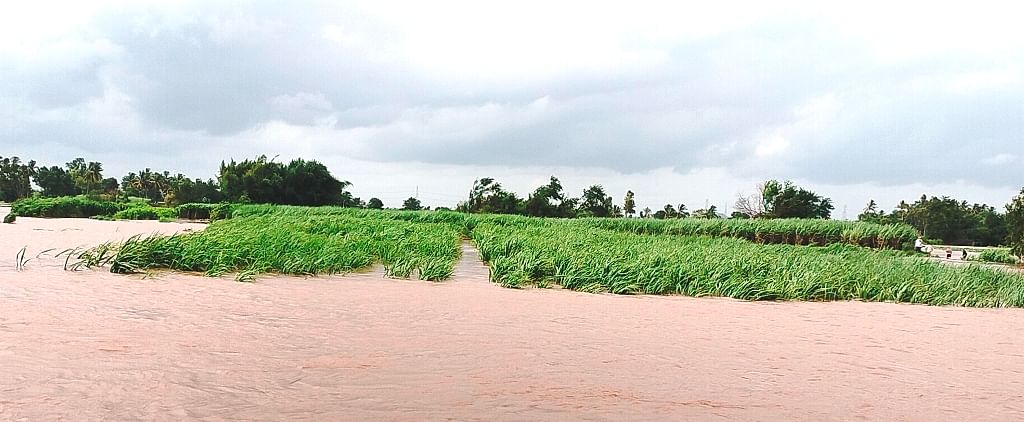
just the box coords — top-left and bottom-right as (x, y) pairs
(2, 206), (1023, 421)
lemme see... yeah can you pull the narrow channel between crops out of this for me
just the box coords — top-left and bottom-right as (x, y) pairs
(70, 205), (1024, 307)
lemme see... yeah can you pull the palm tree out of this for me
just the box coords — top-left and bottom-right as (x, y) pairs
(663, 204), (677, 218)
(84, 162), (103, 194)
(677, 203), (689, 218)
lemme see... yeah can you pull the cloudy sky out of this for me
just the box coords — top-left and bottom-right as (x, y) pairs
(2, 1), (1022, 214)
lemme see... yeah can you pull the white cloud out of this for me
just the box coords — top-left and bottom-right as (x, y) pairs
(755, 134), (790, 157)
(984, 153), (1017, 166)
(1, 0), (1022, 213)
(947, 69), (1021, 94)
(321, 24), (356, 46)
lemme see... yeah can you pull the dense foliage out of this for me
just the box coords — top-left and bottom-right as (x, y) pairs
(402, 197), (423, 211)
(458, 176), (620, 218)
(112, 206), (177, 221)
(459, 177), (525, 215)
(219, 155), (354, 206)
(11, 195), (123, 218)
(734, 180), (833, 219)
(859, 195), (1009, 246)
(579, 185), (615, 217)
(8, 195), (187, 221)
(1007, 188), (1024, 260)
(0, 156), (36, 202)
(4, 154), (1021, 252)
(122, 169), (223, 205)
(972, 249), (1019, 265)
(33, 165), (79, 197)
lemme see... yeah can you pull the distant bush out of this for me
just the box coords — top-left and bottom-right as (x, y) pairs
(176, 203), (219, 220)
(113, 206), (177, 221)
(973, 249), (1019, 265)
(11, 195), (122, 218)
(3, 213), (15, 223)
(581, 217), (917, 249)
(210, 203), (234, 221)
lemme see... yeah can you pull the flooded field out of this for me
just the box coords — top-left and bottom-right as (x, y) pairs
(2, 207), (1023, 421)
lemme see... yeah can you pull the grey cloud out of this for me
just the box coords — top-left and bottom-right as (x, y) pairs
(1, 2), (1022, 194)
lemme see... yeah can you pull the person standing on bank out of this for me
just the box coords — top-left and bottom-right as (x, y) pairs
(915, 236), (930, 254)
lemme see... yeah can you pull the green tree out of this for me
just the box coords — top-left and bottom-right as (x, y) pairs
(121, 169), (161, 202)
(164, 175), (223, 205)
(663, 204), (677, 218)
(100, 177), (120, 197)
(623, 190), (636, 217)
(34, 165), (79, 197)
(402, 197), (423, 211)
(460, 177), (523, 215)
(858, 199), (884, 223)
(219, 156), (350, 206)
(762, 180), (833, 219)
(367, 198), (384, 209)
(677, 203), (690, 218)
(1007, 188), (1024, 259)
(861, 195), (1008, 245)
(525, 176), (570, 217)
(66, 158), (105, 195)
(692, 205), (721, 219)
(0, 156), (35, 202)
(579, 184), (613, 217)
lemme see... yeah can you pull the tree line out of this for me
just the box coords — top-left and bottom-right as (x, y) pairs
(456, 176), (833, 221)
(455, 176), (728, 219)
(858, 195), (1014, 247)
(1, 154), (1021, 252)
(0, 155), (376, 208)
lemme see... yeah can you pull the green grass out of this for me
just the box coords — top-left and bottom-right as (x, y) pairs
(112, 206), (177, 221)
(10, 195), (160, 218)
(176, 203), (235, 221)
(75, 204), (1024, 307)
(581, 217), (916, 249)
(78, 210), (462, 280)
(11, 195), (124, 218)
(972, 249), (1020, 265)
(472, 220), (1024, 307)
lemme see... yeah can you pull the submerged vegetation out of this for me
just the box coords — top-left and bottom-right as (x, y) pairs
(12, 195), (124, 218)
(78, 207), (462, 281)
(112, 206), (177, 221)
(6, 153), (1022, 304)
(71, 204), (1024, 307)
(580, 217), (916, 249)
(472, 220), (1024, 306)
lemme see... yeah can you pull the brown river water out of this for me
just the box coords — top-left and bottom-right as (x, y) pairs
(1, 206), (1023, 421)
